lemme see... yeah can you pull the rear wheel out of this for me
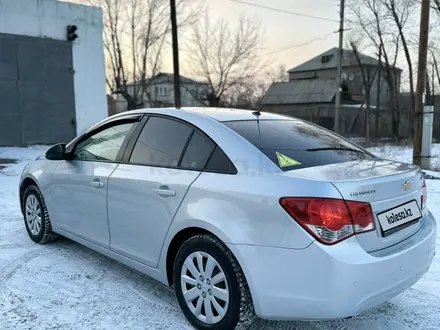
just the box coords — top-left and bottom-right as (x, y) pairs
(23, 185), (58, 244)
(173, 234), (254, 330)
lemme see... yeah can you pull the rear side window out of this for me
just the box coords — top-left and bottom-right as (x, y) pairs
(205, 147), (236, 174)
(223, 119), (375, 171)
(129, 117), (192, 167)
(181, 131), (215, 170)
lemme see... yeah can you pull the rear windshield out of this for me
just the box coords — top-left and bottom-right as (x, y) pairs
(223, 119), (376, 171)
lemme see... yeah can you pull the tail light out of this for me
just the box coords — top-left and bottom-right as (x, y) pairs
(422, 179), (427, 209)
(279, 197), (375, 245)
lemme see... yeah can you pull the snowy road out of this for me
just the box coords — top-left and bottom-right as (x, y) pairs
(1, 145), (440, 330)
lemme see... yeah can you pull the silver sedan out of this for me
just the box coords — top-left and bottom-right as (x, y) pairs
(19, 108), (436, 330)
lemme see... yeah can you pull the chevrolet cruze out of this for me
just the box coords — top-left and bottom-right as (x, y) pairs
(20, 108), (436, 330)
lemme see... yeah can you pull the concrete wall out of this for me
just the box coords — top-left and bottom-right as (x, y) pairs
(0, 0), (107, 136)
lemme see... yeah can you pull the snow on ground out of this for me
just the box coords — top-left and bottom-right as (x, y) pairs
(1, 145), (440, 330)
(368, 143), (440, 171)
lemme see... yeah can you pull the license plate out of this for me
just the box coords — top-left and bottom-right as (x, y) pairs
(377, 200), (422, 232)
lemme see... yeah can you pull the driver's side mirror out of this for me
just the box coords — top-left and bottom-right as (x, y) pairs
(45, 143), (67, 160)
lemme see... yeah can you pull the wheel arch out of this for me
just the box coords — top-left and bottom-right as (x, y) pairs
(164, 225), (249, 290)
(19, 176), (40, 214)
(165, 227), (210, 286)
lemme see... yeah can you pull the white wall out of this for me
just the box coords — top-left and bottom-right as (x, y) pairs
(0, 0), (107, 136)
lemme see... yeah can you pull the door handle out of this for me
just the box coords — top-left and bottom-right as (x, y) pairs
(90, 179), (104, 188)
(154, 186), (176, 197)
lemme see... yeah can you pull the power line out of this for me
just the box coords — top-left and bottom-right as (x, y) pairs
(226, 0), (338, 23)
(179, 31), (335, 56)
(260, 31), (335, 56)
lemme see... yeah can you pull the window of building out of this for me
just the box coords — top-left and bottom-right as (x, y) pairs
(321, 55), (333, 63)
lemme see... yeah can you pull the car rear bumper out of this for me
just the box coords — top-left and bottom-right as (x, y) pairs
(227, 212), (436, 321)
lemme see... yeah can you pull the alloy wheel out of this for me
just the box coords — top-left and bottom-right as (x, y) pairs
(25, 194), (42, 236)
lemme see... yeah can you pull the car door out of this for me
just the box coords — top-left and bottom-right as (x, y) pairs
(46, 117), (139, 247)
(107, 115), (216, 268)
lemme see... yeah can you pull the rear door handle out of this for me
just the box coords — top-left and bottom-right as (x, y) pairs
(90, 179), (104, 188)
(154, 186), (176, 197)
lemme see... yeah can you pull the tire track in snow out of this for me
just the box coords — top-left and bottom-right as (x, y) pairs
(0, 244), (29, 250)
(0, 248), (43, 283)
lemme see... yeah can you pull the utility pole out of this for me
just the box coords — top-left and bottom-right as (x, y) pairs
(170, 0), (181, 109)
(334, 0), (345, 133)
(413, 0), (431, 167)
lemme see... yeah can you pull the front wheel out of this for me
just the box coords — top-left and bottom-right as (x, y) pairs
(23, 185), (58, 244)
(173, 234), (254, 330)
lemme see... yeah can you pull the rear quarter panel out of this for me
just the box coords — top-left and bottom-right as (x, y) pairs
(160, 171), (344, 253)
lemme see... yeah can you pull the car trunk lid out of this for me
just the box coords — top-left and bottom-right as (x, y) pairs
(282, 159), (426, 252)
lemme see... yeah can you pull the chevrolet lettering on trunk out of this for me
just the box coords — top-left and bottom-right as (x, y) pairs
(350, 189), (376, 197)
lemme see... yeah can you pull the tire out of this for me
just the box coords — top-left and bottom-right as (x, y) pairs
(174, 234), (255, 330)
(23, 185), (58, 244)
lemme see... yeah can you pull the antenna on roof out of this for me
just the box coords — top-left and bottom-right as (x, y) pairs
(252, 109), (261, 116)
(252, 109), (262, 139)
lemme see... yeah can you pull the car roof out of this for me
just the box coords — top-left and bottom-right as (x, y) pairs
(118, 107), (294, 122)
(95, 107), (285, 174)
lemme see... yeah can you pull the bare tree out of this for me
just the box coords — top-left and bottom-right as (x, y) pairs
(187, 12), (265, 107)
(429, 0), (440, 14)
(273, 64), (289, 83)
(429, 49), (440, 92)
(348, 40), (379, 139)
(220, 64), (287, 109)
(347, 0), (404, 140)
(427, 1), (440, 92)
(89, 0), (199, 110)
(382, 0), (417, 123)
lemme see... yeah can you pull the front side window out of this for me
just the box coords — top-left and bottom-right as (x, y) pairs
(129, 116), (192, 167)
(224, 119), (375, 171)
(74, 122), (135, 162)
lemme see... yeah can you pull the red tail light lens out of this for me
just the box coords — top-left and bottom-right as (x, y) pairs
(422, 179), (427, 209)
(279, 197), (375, 245)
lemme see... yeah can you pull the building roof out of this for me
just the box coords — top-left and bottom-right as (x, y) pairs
(288, 47), (401, 73)
(261, 79), (337, 105)
(127, 72), (208, 87)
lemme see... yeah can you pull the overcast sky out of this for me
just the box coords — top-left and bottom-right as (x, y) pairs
(200, 0), (340, 71)
(65, 0), (341, 76)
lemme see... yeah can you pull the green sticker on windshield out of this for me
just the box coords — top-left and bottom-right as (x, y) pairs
(276, 152), (301, 167)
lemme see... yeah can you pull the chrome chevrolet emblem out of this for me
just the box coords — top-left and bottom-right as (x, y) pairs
(402, 180), (413, 191)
